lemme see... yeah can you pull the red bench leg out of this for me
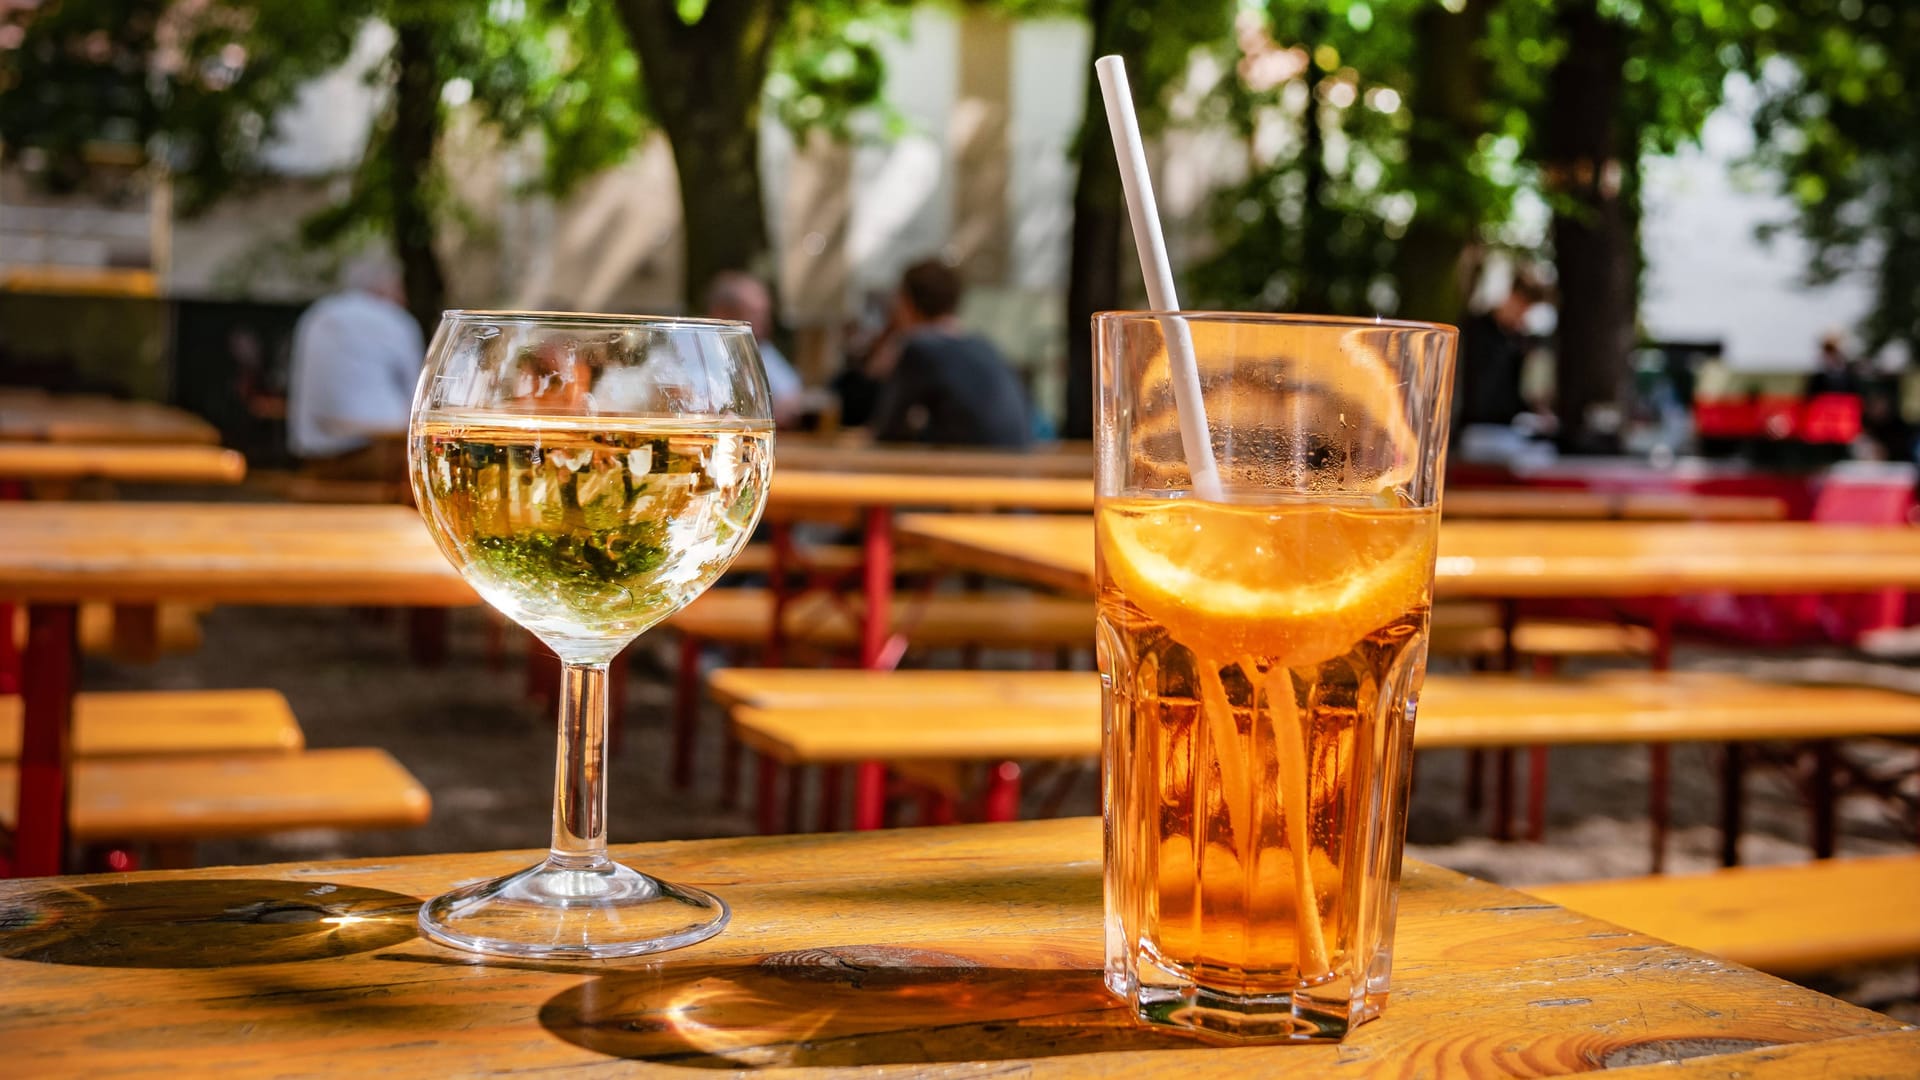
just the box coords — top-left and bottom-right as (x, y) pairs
(1526, 745), (1550, 843)
(1649, 597), (1675, 873)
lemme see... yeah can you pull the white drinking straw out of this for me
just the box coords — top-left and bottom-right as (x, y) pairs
(1095, 54), (1222, 500)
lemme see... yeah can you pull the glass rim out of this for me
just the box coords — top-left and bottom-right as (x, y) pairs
(1093, 310), (1457, 335)
(440, 309), (753, 332)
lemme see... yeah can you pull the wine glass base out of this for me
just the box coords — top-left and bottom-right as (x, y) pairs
(417, 857), (729, 960)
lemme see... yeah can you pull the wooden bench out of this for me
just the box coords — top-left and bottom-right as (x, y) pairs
(712, 669), (1920, 841)
(0, 747), (431, 850)
(0, 689), (303, 760)
(665, 589), (1093, 791)
(1429, 602), (1655, 660)
(1529, 855), (1920, 975)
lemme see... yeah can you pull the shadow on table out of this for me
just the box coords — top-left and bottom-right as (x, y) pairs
(0, 879), (420, 968)
(541, 944), (1215, 1068)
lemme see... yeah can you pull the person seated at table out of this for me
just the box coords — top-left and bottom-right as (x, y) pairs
(286, 254), (423, 479)
(704, 271), (806, 427)
(867, 259), (1031, 449)
(1456, 270), (1550, 434)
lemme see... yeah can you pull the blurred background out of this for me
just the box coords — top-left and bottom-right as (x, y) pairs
(1, 0), (1914, 466)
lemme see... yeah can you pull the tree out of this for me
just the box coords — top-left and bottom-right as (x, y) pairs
(611, 0), (788, 309)
(1391, 0), (1493, 324)
(1745, 0), (1920, 362)
(1061, 0), (1231, 439)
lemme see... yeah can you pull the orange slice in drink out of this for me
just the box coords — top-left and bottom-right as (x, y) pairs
(1099, 496), (1436, 667)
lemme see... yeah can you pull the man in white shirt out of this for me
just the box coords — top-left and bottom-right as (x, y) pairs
(703, 271), (804, 425)
(286, 255), (425, 470)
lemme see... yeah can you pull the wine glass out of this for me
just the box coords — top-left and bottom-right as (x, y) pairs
(409, 311), (772, 959)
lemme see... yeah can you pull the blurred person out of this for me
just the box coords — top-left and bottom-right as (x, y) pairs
(286, 254), (424, 477)
(1806, 331), (1862, 398)
(704, 271), (803, 425)
(867, 259), (1031, 448)
(1456, 271), (1551, 432)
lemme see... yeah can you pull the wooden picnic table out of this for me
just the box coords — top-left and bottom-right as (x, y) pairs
(0, 502), (475, 878)
(0, 394), (221, 446)
(762, 470), (1094, 671)
(896, 514), (1920, 599)
(0, 443), (246, 486)
(1, 817), (1911, 1078)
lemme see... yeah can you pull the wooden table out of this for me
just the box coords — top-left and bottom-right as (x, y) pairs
(1444, 488), (1789, 521)
(897, 514), (1920, 599)
(0, 503), (474, 877)
(0, 818), (1910, 1078)
(0, 395), (221, 445)
(763, 470), (1092, 670)
(896, 513), (1920, 870)
(773, 437), (1093, 478)
(0, 443), (246, 487)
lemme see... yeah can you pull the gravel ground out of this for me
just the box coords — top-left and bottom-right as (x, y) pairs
(80, 602), (1919, 1020)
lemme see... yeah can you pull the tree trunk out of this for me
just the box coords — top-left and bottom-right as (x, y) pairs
(388, 20), (447, 334)
(1062, 0), (1127, 440)
(1543, 0), (1634, 452)
(614, 0), (787, 310)
(1296, 9), (1332, 314)
(1392, 0), (1489, 324)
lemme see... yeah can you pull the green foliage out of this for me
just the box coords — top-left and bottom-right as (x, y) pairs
(1743, 0), (1920, 356)
(0, 0), (370, 208)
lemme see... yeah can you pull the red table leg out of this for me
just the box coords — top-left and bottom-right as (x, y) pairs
(670, 635), (701, 788)
(852, 762), (888, 830)
(983, 761), (1023, 822)
(768, 522), (794, 667)
(850, 507), (897, 829)
(15, 603), (78, 878)
(0, 602), (18, 695)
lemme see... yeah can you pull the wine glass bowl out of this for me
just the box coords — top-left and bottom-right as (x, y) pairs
(409, 311), (772, 959)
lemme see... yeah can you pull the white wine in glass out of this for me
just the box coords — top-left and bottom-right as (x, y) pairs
(409, 312), (772, 959)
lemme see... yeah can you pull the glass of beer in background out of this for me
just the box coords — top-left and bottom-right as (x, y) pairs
(1095, 312), (1455, 1040)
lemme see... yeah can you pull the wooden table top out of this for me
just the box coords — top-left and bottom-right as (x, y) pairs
(767, 469), (1094, 517)
(0, 818), (1908, 1078)
(898, 513), (1920, 598)
(0, 443), (246, 485)
(0, 502), (474, 606)
(1444, 488), (1788, 521)
(773, 439), (1094, 478)
(0, 395), (222, 445)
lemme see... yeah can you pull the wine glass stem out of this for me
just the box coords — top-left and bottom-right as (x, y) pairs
(550, 659), (611, 869)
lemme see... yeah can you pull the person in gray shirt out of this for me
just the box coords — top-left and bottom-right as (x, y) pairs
(868, 259), (1032, 448)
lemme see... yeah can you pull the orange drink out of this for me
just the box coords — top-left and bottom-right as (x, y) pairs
(1094, 313), (1455, 1041)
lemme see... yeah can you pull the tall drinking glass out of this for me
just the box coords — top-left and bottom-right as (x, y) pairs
(409, 311), (772, 959)
(1095, 312), (1455, 1040)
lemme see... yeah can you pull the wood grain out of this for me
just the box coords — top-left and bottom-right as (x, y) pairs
(1529, 856), (1920, 975)
(0, 818), (1905, 1077)
(898, 513), (1920, 597)
(713, 668), (1920, 757)
(0, 748), (430, 840)
(0, 503), (476, 605)
(0, 443), (246, 484)
(1600, 1029), (1920, 1078)
(0, 689), (302, 760)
